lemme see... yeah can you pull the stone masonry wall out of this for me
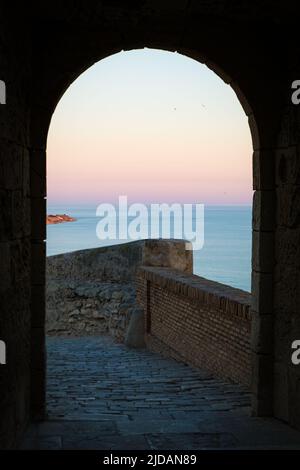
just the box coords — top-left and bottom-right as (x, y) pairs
(2, 0), (300, 449)
(46, 243), (140, 341)
(273, 66), (300, 429)
(137, 267), (252, 387)
(47, 280), (136, 342)
(46, 240), (193, 341)
(0, 5), (32, 450)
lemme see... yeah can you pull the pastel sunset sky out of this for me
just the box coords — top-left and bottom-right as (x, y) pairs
(47, 49), (253, 206)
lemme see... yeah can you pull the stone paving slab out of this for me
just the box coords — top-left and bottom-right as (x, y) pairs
(46, 336), (251, 421)
(21, 421), (300, 450)
(20, 336), (300, 449)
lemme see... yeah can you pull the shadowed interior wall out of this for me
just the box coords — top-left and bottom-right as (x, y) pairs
(1, 0), (300, 449)
(274, 65), (300, 429)
(0, 5), (32, 449)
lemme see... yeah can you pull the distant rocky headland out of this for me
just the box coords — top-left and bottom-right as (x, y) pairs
(47, 214), (76, 225)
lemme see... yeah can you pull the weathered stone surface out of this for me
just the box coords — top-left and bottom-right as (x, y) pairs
(250, 312), (273, 354)
(143, 239), (193, 273)
(46, 279), (136, 342)
(137, 266), (252, 386)
(274, 362), (289, 422)
(0, 242), (11, 292)
(20, 336), (300, 450)
(252, 230), (274, 273)
(253, 149), (275, 191)
(251, 270), (273, 314)
(31, 198), (46, 241)
(0, 5), (32, 449)
(252, 190), (275, 232)
(273, 88), (300, 427)
(251, 353), (273, 408)
(46, 239), (190, 282)
(46, 240), (191, 341)
(45, 336), (250, 423)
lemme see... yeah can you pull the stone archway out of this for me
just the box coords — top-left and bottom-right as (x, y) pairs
(28, 4), (280, 422)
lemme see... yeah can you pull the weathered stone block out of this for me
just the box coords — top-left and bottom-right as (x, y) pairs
(30, 166), (46, 198)
(142, 239), (193, 273)
(288, 370), (300, 430)
(251, 270), (273, 314)
(274, 361), (289, 422)
(253, 149), (275, 190)
(251, 352), (273, 416)
(31, 241), (46, 285)
(31, 197), (46, 241)
(22, 197), (31, 237)
(0, 241), (11, 292)
(22, 148), (30, 197)
(30, 149), (46, 179)
(248, 114), (260, 151)
(0, 189), (13, 242)
(30, 369), (46, 422)
(31, 285), (46, 328)
(231, 81), (253, 116)
(10, 238), (30, 284)
(250, 312), (273, 354)
(276, 146), (298, 186)
(31, 328), (46, 371)
(252, 190), (275, 231)
(0, 142), (22, 190)
(252, 230), (274, 273)
(12, 190), (24, 239)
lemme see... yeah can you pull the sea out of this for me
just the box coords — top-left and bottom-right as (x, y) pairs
(47, 205), (252, 293)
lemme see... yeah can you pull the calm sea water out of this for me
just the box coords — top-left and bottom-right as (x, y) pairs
(47, 205), (252, 292)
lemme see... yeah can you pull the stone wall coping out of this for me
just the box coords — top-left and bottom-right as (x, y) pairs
(138, 266), (251, 321)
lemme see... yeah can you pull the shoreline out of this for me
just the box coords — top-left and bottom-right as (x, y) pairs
(47, 214), (77, 225)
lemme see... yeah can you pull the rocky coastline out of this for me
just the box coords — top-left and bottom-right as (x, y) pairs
(47, 214), (76, 225)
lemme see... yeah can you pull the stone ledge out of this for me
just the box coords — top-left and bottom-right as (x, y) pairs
(138, 266), (251, 321)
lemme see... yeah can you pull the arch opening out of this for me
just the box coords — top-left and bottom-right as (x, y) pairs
(43, 49), (254, 427)
(29, 41), (273, 430)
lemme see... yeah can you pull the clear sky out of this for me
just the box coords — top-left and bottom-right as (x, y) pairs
(47, 49), (253, 206)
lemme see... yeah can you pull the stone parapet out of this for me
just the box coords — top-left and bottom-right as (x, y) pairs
(137, 266), (252, 387)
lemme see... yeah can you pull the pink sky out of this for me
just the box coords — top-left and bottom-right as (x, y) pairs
(47, 49), (253, 206)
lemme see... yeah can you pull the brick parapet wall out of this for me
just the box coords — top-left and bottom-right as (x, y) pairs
(136, 267), (252, 387)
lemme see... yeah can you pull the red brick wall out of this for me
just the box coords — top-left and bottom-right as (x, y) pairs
(137, 267), (252, 387)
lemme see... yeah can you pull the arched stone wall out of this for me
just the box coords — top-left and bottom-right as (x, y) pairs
(28, 3), (281, 422)
(5, 1), (300, 448)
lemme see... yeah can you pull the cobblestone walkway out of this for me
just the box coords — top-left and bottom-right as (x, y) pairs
(47, 336), (251, 421)
(21, 336), (300, 449)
